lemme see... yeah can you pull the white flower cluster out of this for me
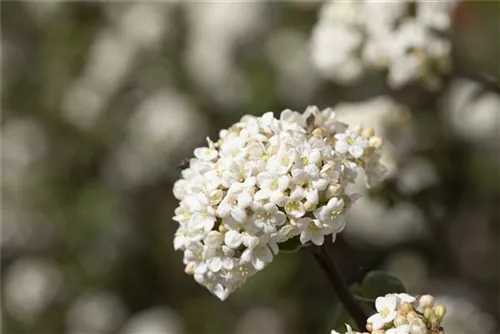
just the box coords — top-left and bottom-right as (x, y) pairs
(332, 294), (448, 334)
(311, 0), (456, 89)
(173, 107), (386, 300)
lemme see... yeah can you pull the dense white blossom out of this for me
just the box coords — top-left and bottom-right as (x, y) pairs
(331, 293), (448, 334)
(173, 107), (385, 299)
(442, 78), (500, 145)
(311, 0), (457, 89)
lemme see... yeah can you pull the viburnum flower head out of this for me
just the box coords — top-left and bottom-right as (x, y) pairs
(173, 106), (386, 300)
(331, 293), (448, 334)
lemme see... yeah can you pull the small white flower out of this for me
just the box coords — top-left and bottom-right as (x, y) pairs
(224, 230), (244, 249)
(291, 165), (329, 206)
(217, 187), (253, 224)
(397, 293), (417, 304)
(251, 202), (287, 234)
(241, 235), (274, 270)
(280, 109), (308, 129)
(188, 195), (217, 232)
(174, 223), (201, 250)
(335, 129), (368, 158)
(173, 204), (191, 224)
(220, 160), (252, 188)
(220, 136), (246, 159)
(284, 198), (306, 219)
(313, 197), (345, 230)
(367, 295), (398, 330)
(204, 231), (223, 249)
(297, 217), (334, 246)
(266, 146), (296, 175)
(255, 171), (290, 205)
(194, 146), (218, 161)
(271, 224), (299, 244)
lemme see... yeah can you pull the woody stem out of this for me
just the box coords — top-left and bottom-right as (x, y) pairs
(310, 243), (367, 331)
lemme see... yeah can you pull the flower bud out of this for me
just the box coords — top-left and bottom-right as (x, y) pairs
(304, 201), (316, 212)
(362, 127), (374, 137)
(410, 318), (426, 334)
(326, 184), (343, 198)
(185, 262), (195, 275)
(406, 311), (418, 321)
(397, 309), (407, 317)
(365, 323), (373, 332)
(434, 303), (447, 321)
(419, 294), (435, 309)
(372, 330), (385, 334)
(394, 315), (408, 327)
(312, 128), (325, 137)
(369, 136), (383, 149)
(218, 224), (228, 233)
(423, 306), (434, 320)
(210, 189), (224, 205)
(401, 302), (413, 314)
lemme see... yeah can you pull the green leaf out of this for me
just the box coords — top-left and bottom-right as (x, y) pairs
(358, 270), (406, 300)
(278, 237), (304, 253)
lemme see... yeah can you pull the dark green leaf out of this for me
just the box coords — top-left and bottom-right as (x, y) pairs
(278, 237), (304, 253)
(358, 270), (406, 300)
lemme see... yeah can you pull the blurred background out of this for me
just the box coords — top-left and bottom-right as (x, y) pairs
(1, 1), (499, 333)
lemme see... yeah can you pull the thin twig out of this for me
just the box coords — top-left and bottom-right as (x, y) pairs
(310, 244), (367, 331)
(354, 295), (376, 304)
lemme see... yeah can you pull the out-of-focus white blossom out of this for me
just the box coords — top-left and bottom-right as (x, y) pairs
(311, 0), (365, 84)
(184, 2), (266, 108)
(2, 118), (48, 188)
(107, 89), (207, 188)
(120, 308), (185, 334)
(346, 200), (427, 247)
(334, 96), (415, 176)
(333, 97), (427, 246)
(62, 3), (176, 129)
(442, 79), (500, 145)
(236, 307), (285, 334)
(118, 3), (173, 49)
(384, 251), (429, 293)
(173, 107), (386, 299)
(4, 258), (63, 323)
(22, 0), (62, 23)
(66, 290), (127, 333)
(311, 1), (456, 89)
(397, 157), (439, 195)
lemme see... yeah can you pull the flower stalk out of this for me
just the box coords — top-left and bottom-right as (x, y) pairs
(310, 243), (367, 331)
